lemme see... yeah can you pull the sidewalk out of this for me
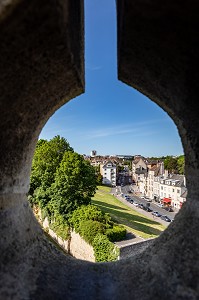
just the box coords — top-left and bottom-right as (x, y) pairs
(113, 192), (170, 227)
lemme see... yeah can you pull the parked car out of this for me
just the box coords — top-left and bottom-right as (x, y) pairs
(164, 207), (173, 212)
(143, 206), (153, 212)
(152, 211), (162, 217)
(140, 196), (145, 199)
(130, 199), (134, 204)
(146, 198), (152, 202)
(138, 203), (144, 209)
(158, 203), (164, 208)
(133, 202), (139, 207)
(161, 215), (171, 222)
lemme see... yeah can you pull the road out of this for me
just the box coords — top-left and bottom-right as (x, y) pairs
(112, 184), (178, 226)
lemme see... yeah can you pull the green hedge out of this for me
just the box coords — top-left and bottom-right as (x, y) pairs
(68, 204), (113, 231)
(93, 234), (119, 262)
(68, 205), (126, 262)
(79, 220), (105, 245)
(105, 225), (126, 242)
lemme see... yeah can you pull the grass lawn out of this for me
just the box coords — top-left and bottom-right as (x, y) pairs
(92, 186), (166, 239)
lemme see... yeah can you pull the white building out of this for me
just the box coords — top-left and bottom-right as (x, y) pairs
(100, 161), (117, 186)
(158, 174), (186, 209)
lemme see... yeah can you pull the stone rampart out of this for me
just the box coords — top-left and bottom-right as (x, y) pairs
(118, 239), (155, 260)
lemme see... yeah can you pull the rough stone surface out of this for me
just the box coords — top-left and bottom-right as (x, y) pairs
(1, 0), (199, 299)
(118, 238), (154, 260)
(0, 0), (84, 194)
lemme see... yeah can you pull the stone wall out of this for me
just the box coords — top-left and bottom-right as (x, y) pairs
(118, 239), (155, 260)
(40, 215), (95, 262)
(70, 231), (95, 262)
(42, 212), (152, 262)
(48, 228), (70, 253)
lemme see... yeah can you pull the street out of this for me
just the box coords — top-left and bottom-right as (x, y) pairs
(112, 184), (178, 226)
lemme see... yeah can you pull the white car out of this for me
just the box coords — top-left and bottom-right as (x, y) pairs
(133, 202), (139, 206)
(146, 198), (152, 202)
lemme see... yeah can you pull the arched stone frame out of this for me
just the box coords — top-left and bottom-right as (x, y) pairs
(0, 0), (199, 299)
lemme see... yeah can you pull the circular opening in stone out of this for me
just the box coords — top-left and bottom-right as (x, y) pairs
(28, 0), (185, 263)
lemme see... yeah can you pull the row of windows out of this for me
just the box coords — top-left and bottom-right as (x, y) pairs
(160, 186), (180, 193)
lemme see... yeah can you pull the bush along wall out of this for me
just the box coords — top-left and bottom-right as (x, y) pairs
(33, 204), (126, 262)
(93, 234), (119, 262)
(69, 205), (126, 262)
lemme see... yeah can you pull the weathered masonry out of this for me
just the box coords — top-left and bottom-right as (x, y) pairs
(1, 1), (199, 299)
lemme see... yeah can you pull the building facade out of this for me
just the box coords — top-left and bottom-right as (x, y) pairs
(100, 161), (117, 186)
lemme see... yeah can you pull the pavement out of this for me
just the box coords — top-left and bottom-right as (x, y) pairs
(111, 188), (176, 227)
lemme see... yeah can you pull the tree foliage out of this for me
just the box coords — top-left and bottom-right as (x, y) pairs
(69, 204), (113, 232)
(177, 155), (185, 175)
(69, 204), (126, 246)
(78, 220), (105, 245)
(93, 234), (119, 262)
(29, 136), (73, 196)
(94, 166), (103, 185)
(105, 225), (127, 242)
(163, 155), (185, 174)
(147, 155), (185, 175)
(47, 151), (97, 220)
(29, 136), (97, 221)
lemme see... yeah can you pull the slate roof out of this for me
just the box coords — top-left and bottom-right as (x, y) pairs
(180, 189), (187, 198)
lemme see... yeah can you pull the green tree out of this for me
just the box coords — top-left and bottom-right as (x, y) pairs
(163, 156), (178, 173)
(29, 135), (73, 197)
(47, 151), (97, 220)
(94, 166), (103, 185)
(177, 155), (185, 175)
(117, 165), (125, 173)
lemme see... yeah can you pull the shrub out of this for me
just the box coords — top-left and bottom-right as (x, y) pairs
(105, 225), (126, 242)
(68, 204), (112, 232)
(93, 234), (119, 262)
(79, 220), (105, 245)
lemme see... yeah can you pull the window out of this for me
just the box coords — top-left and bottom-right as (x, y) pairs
(177, 189), (180, 193)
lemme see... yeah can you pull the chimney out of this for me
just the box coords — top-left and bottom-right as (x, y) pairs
(164, 169), (168, 178)
(183, 176), (186, 187)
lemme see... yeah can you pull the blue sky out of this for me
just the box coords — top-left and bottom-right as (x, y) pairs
(40, 0), (183, 157)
